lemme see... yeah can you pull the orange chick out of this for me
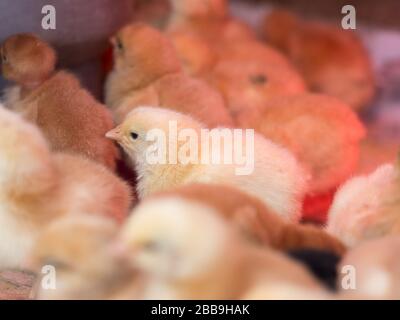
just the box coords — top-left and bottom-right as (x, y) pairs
(238, 93), (366, 202)
(0, 106), (132, 270)
(116, 194), (326, 299)
(168, 0), (255, 45)
(143, 184), (346, 255)
(28, 215), (140, 300)
(0, 33), (119, 170)
(105, 23), (233, 127)
(264, 10), (375, 111)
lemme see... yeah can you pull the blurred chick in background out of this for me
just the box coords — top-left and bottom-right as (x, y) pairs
(106, 106), (308, 220)
(338, 236), (400, 299)
(263, 10), (375, 111)
(149, 184), (345, 255)
(105, 23), (233, 127)
(167, 0), (255, 44)
(116, 195), (326, 299)
(327, 162), (400, 247)
(28, 215), (140, 300)
(238, 93), (366, 213)
(0, 34), (119, 170)
(0, 106), (132, 270)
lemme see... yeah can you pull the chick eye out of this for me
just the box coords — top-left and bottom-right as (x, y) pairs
(142, 241), (161, 252)
(1, 52), (7, 64)
(130, 132), (139, 140)
(115, 38), (123, 51)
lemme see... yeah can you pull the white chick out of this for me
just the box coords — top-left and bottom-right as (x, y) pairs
(327, 163), (399, 247)
(106, 106), (308, 220)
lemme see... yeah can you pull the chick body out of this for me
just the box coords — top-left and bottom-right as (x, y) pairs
(1, 34), (119, 170)
(0, 106), (132, 269)
(107, 106), (307, 220)
(338, 236), (400, 299)
(118, 196), (326, 299)
(327, 162), (400, 247)
(264, 10), (375, 111)
(28, 215), (139, 300)
(239, 93), (366, 197)
(168, 0), (255, 45)
(146, 184), (346, 255)
(105, 23), (233, 127)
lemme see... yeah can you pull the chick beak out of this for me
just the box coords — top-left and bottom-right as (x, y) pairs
(106, 126), (122, 141)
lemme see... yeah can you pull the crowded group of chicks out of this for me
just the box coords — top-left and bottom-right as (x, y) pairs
(0, 0), (399, 300)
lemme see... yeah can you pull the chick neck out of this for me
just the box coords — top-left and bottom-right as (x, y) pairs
(18, 69), (55, 98)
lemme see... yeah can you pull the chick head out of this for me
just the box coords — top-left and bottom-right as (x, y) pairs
(0, 106), (54, 193)
(27, 214), (128, 299)
(117, 196), (235, 281)
(171, 0), (227, 18)
(110, 23), (181, 75)
(0, 33), (56, 87)
(106, 106), (203, 166)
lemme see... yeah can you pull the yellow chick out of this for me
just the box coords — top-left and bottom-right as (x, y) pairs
(0, 106), (132, 270)
(106, 106), (308, 220)
(147, 184), (346, 255)
(239, 93), (366, 198)
(0, 33), (119, 170)
(263, 10), (375, 111)
(105, 23), (233, 127)
(337, 236), (400, 299)
(327, 162), (400, 247)
(27, 214), (140, 300)
(116, 196), (326, 299)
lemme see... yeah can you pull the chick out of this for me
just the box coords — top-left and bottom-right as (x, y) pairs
(167, 0), (255, 45)
(106, 106), (307, 220)
(327, 162), (400, 247)
(338, 236), (400, 299)
(148, 184), (345, 255)
(0, 106), (132, 269)
(263, 10), (375, 111)
(117, 196), (326, 299)
(238, 93), (366, 201)
(28, 214), (140, 300)
(168, 31), (217, 77)
(0, 33), (119, 170)
(206, 51), (306, 120)
(105, 23), (233, 127)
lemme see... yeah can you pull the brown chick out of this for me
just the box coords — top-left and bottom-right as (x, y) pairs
(145, 184), (346, 255)
(337, 236), (400, 299)
(168, 0), (255, 45)
(263, 10), (375, 111)
(105, 23), (233, 127)
(0, 106), (132, 270)
(0, 33), (119, 170)
(27, 215), (140, 300)
(238, 93), (366, 202)
(116, 195), (327, 299)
